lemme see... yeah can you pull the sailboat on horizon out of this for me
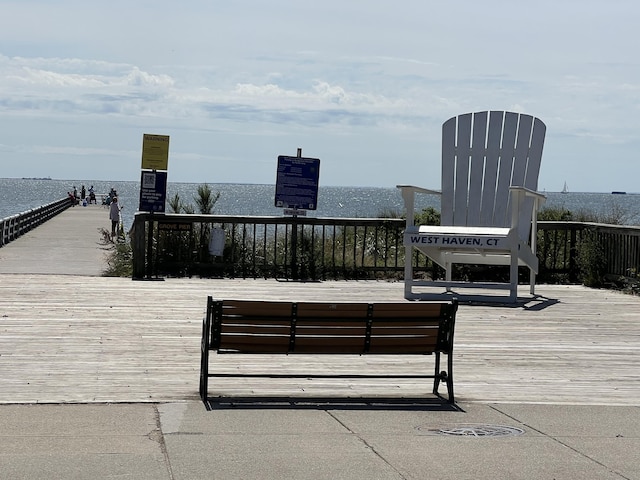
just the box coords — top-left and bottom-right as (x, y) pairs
(561, 181), (568, 194)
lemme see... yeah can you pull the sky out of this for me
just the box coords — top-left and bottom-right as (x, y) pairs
(1, 0), (639, 193)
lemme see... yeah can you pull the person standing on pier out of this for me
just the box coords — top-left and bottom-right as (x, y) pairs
(109, 196), (123, 239)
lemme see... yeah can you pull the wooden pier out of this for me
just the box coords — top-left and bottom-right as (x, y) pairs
(0, 207), (639, 406)
(0, 204), (110, 276)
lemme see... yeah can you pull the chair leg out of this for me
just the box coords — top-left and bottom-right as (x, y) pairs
(509, 251), (518, 302)
(404, 246), (414, 299)
(529, 268), (536, 295)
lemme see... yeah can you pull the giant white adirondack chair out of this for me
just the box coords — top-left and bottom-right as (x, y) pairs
(398, 111), (546, 303)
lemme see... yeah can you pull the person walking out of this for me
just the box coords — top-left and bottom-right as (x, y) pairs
(109, 196), (123, 238)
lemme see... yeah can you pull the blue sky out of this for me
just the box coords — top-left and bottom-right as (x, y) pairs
(1, 0), (639, 192)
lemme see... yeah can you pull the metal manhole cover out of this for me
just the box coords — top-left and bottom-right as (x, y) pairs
(416, 424), (525, 437)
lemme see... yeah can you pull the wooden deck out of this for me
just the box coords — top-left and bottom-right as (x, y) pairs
(0, 207), (639, 406)
(0, 276), (638, 405)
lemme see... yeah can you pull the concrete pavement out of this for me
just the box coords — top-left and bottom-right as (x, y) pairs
(1, 402), (638, 480)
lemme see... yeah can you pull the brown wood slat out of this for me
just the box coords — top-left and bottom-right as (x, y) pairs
(369, 336), (437, 348)
(296, 319), (366, 327)
(371, 325), (439, 336)
(371, 303), (444, 318)
(296, 303), (370, 318)
(291, 344), (365, 354)
(295, 327), (366, 336)
(220, 332), (290, 341)
(220, 318), (290, 328)
(295, 335), (364, 352)
(371, 319), (441, 327)
(369, 335), (438, 354)
(296, 320), (366, 336)
(368, 344), (436, 354)
(220, 334), (289, 347)
(218, 343), (291, 354)
(222, 300), (293, 316)
(221, 324), (291, 335)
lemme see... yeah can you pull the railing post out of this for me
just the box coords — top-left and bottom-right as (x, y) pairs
(568, 228), (579, 282)
(291, 218), (299, 280)
(132, 213), (147, 279)
(146, 213), (155, 279)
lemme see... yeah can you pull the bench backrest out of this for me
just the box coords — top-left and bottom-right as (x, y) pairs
(204, 297), (457, 355)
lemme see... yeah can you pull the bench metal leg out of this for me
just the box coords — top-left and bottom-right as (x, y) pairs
(433, 352), (455, 403)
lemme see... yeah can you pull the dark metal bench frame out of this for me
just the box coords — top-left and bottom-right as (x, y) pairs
(199, 296), (458, 403)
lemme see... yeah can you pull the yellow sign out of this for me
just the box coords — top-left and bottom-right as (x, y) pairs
(141, 134), (170, 170)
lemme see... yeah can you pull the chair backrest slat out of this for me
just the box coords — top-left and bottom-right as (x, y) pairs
(480, 111), (504, 226)
(467, 111), (488, 225)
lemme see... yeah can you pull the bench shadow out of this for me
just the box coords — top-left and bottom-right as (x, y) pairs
(203, 395), (464, 412)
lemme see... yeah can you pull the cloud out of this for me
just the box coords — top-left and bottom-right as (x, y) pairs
(2, 0), (640, 191)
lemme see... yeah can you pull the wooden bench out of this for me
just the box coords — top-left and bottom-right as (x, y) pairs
(199, 296), (458, 403)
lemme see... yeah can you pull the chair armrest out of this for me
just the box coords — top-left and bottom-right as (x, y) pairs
(509, 186), (546, 206)
(396, 185), (441, 227)
(396, 185), (441, 196)
(509, 187), (546, 243)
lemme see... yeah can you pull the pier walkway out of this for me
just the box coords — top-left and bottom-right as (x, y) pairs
(0, 208), (639, 479)
(0, 203), (110, 276)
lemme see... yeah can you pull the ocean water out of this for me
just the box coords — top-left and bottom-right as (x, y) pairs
(2, 178), (640, 230)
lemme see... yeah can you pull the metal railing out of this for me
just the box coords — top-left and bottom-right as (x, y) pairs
(0, 197), (72, 248)
(131, 213), (640, 284)
(132, 213), (405, 280)
(537, 221), (640, 282)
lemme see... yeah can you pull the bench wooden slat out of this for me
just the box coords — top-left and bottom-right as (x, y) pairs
(218, 343), (290, 354)
(291, 344), (367, 354)
(222, 300), (293, 316)
(220, 325), (291, 335)
(371, 302), (446, 317)
(296, 321), (366, 336)
(219, 334), (290, 352)
(296, 303), (370, 317)
(368, 345), (437, 354)
(372, 325), (440, 335)
(369, 336), (438, 347)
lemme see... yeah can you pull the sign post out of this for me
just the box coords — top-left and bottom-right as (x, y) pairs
(274, 148), (320, 280)
(139, 133), (170, 279)
(274, 150), (320, 214)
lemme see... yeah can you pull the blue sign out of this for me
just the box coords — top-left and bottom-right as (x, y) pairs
(139, 170), (167, 212)
(274, 155), (320, 210)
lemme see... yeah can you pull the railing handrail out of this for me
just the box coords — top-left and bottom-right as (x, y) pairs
(1, 197), (71, 248)
(539, 220), (640, 235)
(133, 212), (405, 226)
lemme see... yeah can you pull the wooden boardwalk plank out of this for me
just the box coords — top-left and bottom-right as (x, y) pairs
(1, 276), (639, 405)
